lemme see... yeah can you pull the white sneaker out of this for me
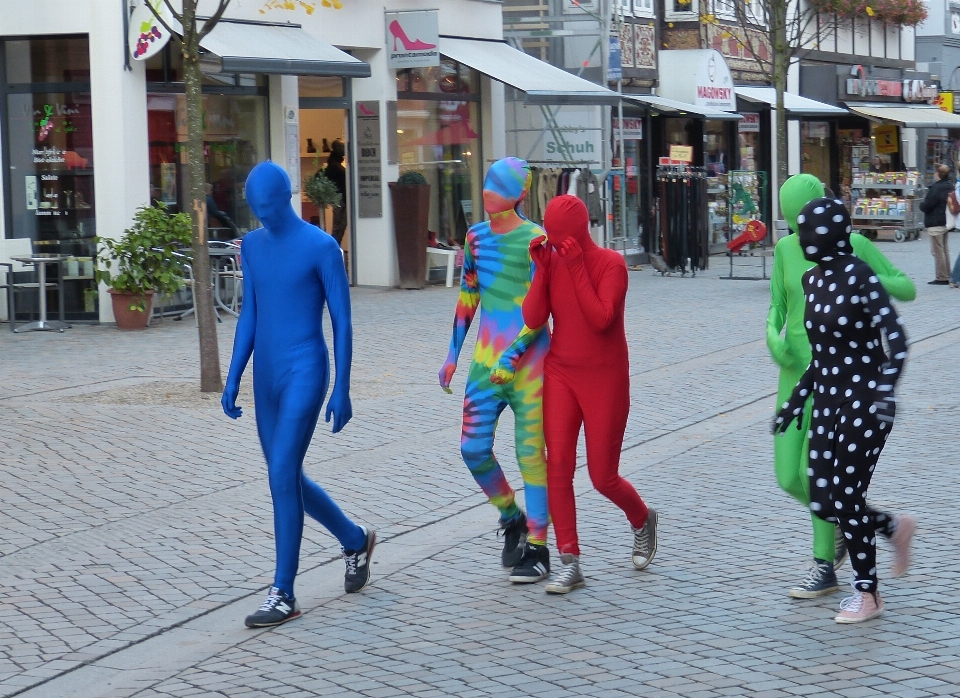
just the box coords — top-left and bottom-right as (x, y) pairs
(545, 554), (585, 594)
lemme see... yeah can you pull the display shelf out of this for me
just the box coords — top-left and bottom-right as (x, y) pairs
(851, 215), (908, 221)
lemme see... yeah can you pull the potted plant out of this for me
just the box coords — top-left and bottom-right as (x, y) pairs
(95, 202), (192, 330)
(303, 168), (343, 229)
(388, 170), (430, 289)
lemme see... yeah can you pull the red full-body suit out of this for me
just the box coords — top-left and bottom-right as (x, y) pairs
(523, 195), (648, 556)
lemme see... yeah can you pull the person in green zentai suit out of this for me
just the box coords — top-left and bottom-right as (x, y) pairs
(768, 174), (916, 599)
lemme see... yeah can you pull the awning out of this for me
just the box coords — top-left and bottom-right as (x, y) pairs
(844, 103), (960, 128)
(735, 87), (847, 116)
(438, 36), (621, 106)
(623, 94), (742, 121)
(197, 20), (371, 78)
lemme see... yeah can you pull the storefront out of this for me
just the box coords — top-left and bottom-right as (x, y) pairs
(1, 1), (617, 323)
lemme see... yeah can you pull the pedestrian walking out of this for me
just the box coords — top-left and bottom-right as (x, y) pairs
(768, 174), (914, 599)
(495, 195), (656, 594)
(438, 157), (552, 583)
(221, 162), (375, 628)
(775, 196), (916, 623)
(918, 163), (954, 285)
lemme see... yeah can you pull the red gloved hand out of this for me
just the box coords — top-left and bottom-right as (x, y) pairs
(558, 238), (583, 265)
(529, 235), (550, 272)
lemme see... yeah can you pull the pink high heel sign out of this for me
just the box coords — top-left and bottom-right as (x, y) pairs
(385, 10), (440, 68)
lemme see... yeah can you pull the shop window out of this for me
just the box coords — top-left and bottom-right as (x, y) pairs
(396, 98), (481, 246)
(666, 0), (697, 17)
(147, 93), (268, 237)
(396, 59), (480, 96)
(2, 35), (98, 321)
(4, 36), (90, 84)
(632, 0), (654, 16)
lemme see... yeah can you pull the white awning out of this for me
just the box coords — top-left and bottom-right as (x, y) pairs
(197, 20), (371, 78)
(624, 94), (743, 121)
(845, 103), (960, 128)
(438, 36), (621, 106)
(735, 87), (846, 116)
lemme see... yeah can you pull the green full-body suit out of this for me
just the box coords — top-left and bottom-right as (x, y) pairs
(768, 174), (916, 562)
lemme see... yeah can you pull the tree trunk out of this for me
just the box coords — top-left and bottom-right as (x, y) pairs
(772, 4), (790, 204)
(182, 1), (223, 393)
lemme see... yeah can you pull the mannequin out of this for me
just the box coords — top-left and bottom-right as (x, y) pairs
(495, 195), (655, 594)
(768, 174), (915, 599)
(774, 197), (915, 623)
(222, 162), (375, 628)
(439, 157), (551, 583)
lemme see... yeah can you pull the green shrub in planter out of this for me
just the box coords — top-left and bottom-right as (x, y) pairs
(397, 171), (428, 186)
(303, 170), (343, 210)
(95, 202), (192, 312)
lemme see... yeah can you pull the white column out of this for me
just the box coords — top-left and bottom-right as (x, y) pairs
(483, 77), (506, 161)
(269, 74), (302, 216)
(88, 3), (150, 323)
(351, 47), (397, 287)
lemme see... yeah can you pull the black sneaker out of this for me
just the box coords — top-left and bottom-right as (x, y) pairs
(789, 560), (839, 599)
(508, 542), (550, 583)
(244, 587), (301, 628)
(343, 526), (376, 593)
(498, 511), (528, 568)
(834, 526), (848, 570)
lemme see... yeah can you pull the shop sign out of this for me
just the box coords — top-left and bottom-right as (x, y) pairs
(612, 116), (643, 139)
(658, 50), (736, 112)
(873, 124), (899, 154)
(386, 10), (439, 69)
(903, 80), (938, 103)
(738, 113), (760, 133)
(356, 101), (382, 218)
(284, 106), (300, 194)
(128, 0), (173, 61)
(806, 121), (829, 139)
(608, 36), (623, 82)
(845, 65), (901, 98)
(936, 92), (954, 113)
(669, 145), (693, 163)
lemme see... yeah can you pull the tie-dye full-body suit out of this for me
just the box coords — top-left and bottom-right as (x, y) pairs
(439, 158), (550, 545)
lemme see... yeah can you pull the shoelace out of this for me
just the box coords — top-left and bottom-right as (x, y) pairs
(634, 525), (648, 551)
(258, 590), (283, 612)
(798, 563), (828, 587)
(554, 563), (580, 586)
(839, 593), (864, 612)
(343, 550), (359, 576)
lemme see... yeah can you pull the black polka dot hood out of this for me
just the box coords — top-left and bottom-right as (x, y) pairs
(797, 197), (853, 262)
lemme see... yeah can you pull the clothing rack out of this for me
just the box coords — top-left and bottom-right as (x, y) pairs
(656, 165), (709, 275)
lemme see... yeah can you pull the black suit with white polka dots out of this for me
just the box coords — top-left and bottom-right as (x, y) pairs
(775, 198), (908, 594)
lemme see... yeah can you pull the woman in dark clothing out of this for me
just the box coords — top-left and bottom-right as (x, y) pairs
(323, 139), (348, 246)
(918, 163), (953, 285)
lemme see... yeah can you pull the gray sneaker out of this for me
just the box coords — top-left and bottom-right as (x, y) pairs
(834, 526), (848, 569)
(545, 554), (586, 594)
(632, 508), (658, 570)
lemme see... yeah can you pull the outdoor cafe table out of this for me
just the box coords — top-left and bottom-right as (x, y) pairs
(10, 253), (72, 333)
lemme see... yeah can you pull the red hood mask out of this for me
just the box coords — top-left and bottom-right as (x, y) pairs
(543, 195), (593, 249)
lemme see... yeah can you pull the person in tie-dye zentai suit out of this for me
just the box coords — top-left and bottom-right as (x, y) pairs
(439, 157), (552, 584)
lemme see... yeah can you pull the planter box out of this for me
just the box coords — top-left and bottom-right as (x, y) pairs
(388, 182), (430, 289)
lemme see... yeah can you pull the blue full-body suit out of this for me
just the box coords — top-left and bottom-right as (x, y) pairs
(222, 162), (365, 598)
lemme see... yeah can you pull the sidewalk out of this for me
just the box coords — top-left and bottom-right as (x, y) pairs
(1, 237), (958, 698)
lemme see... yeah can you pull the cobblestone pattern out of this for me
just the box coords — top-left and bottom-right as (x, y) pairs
(1, 238), (957, 696)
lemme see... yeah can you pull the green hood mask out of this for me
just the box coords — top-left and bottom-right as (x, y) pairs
(779, 173), (825, 234)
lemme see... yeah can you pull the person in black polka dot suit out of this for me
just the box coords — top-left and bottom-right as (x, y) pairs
(774, 197), (916, 624)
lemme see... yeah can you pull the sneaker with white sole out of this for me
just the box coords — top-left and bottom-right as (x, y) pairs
(835, 590), (884, 623)
(834, 526), (848, 569)
(498, 511), (528, 569)
(244, 587), (301, 628)
(890, 514), (916, 577)
(632, 508), (658, 570)
(545, 554), (585, 594)
(789, 559), (839, 599)
(343, 526), (376, 593)
(508, 542), (550, 583)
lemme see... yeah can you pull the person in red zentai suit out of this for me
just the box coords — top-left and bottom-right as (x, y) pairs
(493, 195), (658, 594)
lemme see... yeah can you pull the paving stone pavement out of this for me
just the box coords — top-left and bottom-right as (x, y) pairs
(1, 237), (958, 698)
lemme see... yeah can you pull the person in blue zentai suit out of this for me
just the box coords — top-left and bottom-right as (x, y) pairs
(221, 161), (376, 628)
